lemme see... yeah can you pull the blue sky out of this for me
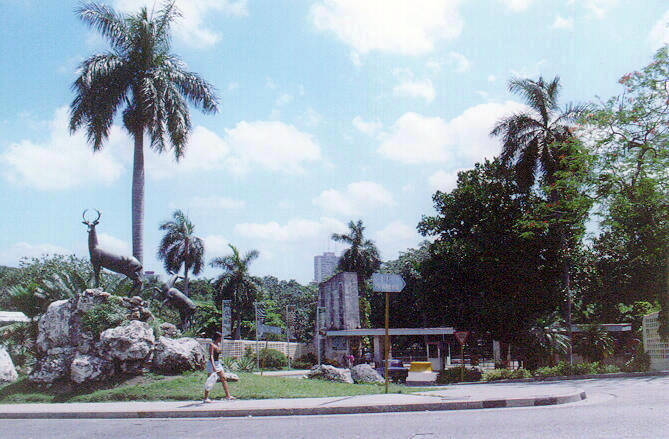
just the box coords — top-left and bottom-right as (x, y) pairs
(1, 0), (667, 283)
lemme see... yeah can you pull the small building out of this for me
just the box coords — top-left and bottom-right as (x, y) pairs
(643, 312), (669, 371)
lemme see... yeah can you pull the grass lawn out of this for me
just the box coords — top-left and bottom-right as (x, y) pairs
(0, 372), (426, 404)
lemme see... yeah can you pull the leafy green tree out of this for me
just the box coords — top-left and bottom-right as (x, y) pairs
(585, 46), (669, 338)
(418, 160), (563, 344)
(157, 209), (205, 296)
(69, 1), (218, 264)
(526, 313), (570, 367)
(210, 244), (260, 339)
(258, 276), (317, 343)
(491, 76), (588, 361)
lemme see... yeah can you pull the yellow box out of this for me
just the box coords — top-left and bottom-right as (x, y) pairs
(409, 361), (433, 372)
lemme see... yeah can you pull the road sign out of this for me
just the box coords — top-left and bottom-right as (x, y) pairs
(258, 323), (283, 337)
(455, 331), (469, 345)
(372, 273), (406, 292)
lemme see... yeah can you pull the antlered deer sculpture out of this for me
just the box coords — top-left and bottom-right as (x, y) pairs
(82, 209), (143, 292)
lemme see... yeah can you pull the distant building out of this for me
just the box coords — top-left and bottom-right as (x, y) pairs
(314, 252), (340, 283)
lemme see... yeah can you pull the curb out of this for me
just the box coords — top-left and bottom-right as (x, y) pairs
(0, 391), (586, 419)
(453, 370), (669, 386)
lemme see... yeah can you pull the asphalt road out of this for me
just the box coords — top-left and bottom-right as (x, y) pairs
(2, 376), (667, 439)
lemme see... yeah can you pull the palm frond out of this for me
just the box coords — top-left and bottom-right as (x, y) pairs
(76, 3), (130, 51)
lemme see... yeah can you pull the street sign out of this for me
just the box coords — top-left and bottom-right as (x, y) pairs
(372, 273), (406, 293)
(258, 323), (283, 337)
(455, 331), (469, 345)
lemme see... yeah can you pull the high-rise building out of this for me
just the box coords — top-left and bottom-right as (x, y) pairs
(314, 252), (340, 283)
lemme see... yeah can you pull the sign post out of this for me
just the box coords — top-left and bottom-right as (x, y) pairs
(254, 302), (266, 374)
(372, 273), (406, 394)
(455, 331), (469, 382)
(286, 305), (296, 369)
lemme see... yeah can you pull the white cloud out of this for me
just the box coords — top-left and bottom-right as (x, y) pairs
(313, 181), (395, 216)
(352, 116), (383, 137)
(0, 107), (125, 190)
(510, 59), (547, 78)
(428, 168), (468, 192)
(0, 242), (71, 267)
(310, 0), (464, 56)
(374, 221), (420, 260)
(113, 0), (247, 48)
(143, 125), (230, 179)
(488, 75), (497, 82)
(203, 234), (229, 256)
(580, 0), (617, 18)
(275, 93), (293, 107)
(649, 10), (669, 49)
(225, 121), (321, 174)
(171, 196), (246, 210)
(393, 78), (436, 103)
(552, 15), (574, 30)
(235, 217), (347, 243)
(497, 0), (534, 12)
(97, 233), (131, 256)
(300, 108), (323, 128)
(447, 51), (471, 73)
(378, 101), (527, 164)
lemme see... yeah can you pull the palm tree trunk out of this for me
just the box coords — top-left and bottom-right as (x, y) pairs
(184, 238), (190, 296)
(132, 128), (145, 266)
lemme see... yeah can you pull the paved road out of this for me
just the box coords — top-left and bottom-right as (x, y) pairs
(1, 376), (667, 439)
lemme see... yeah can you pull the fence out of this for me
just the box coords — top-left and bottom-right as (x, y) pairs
(642, 312), (669, 371)
(198, 338), (312, 359)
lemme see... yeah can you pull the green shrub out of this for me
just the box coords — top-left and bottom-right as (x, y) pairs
(323, 358), (342, 368)
(235, 356), (256, 372)
(623, 343), (651, 372)
(436, 367), (482, 384)
(483, 368), (532, 381)
(292, 352), (317, 369)
(250, 348), (287, 370)
(534, 361), (621, 377)
(81, 302), (128, 338)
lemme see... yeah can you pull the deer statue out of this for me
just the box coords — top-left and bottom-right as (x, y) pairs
(82, 209), (143, 293)
(153, 272), (197, 330)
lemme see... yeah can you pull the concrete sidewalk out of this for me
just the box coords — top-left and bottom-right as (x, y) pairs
(0, 382), (586, 419)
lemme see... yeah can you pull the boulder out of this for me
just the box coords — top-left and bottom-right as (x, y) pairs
(151, 336), (205, 374)
(224, 372), (240, 382)
(36, 300), (73, 353)
(0, 347), (18, 383)
(350, 363), (384, 384)
(70, 353), (113, 384)
(307, 364), (354, 383)
(159, 322), (181, 338)
(75, 289), (111, 314)
(101, 320), (155, 363)
(29, 347), (75, 384)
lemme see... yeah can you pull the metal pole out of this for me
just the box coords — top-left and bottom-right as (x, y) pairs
(384, 291), (390, 394)
(316, 305), (321, 366)
(286, 305), (291, 369)
(255, 303), (260, 372)
(460, 343), (464, 382)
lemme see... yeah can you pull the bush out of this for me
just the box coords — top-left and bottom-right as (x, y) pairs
(292, 352), (317, 370)
(323, 358), (342, 368)
(534, 361), (621, 377)
(436, 367), (482, 384)
(250, 348), (288, 370)
(483, 368), (532, 381)
(81, 302), (128, 338)
(623, 343), (651, 372)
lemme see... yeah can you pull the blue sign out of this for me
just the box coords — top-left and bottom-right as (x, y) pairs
(372, 273), (406, 292)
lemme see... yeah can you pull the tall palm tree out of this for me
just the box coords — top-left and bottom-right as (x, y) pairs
(491, 76), (586, 365)
(210, 244), (260, 339)
(70, 1), (218, 265)
(331, 220), (381, 290)
(490, 76), (584, 193)
(157, 209), (204, 296)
